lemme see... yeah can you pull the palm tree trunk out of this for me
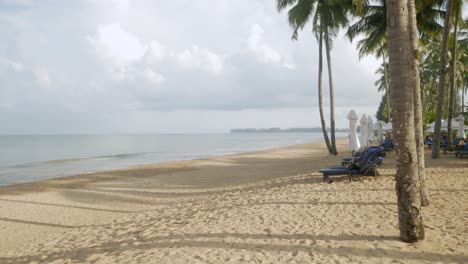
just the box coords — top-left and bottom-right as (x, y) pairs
(383, 53), (391, 122)
(318, 25), (332, 153)
(432, 0), (454, 159)
(423, 81), (434, 113)
(323, 23), (337, 155)
(463, 85), (466, 113)
(386, 0), (424, 242)
(407, 0), (429, 207)
(447, 7), (459, 147)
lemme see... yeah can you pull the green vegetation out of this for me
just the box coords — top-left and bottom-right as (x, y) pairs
(276, 0), (466, 243)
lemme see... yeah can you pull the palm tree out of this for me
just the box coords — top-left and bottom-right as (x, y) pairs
(460, 19), (468, 113)
(408, 0), (429, 208)
(347, 0), (444, 124)
(348, 0), (443, 207)
(386, 0), (425, 242)
(419, 38), (441, 115)
(447, 15), (458, 147)
(447, 1), (464, 147)
(277, 0), (351, 155)
(432, 0), (455, 159)
(346, 1), (390, 117)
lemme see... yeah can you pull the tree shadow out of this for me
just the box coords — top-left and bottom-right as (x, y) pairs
(0, 217), (109, 229)
(2, 232), (466, 263)
(0, 198), (147, 213)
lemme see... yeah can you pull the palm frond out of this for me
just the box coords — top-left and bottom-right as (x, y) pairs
(287, 0), (315, 40)
(276, 0), (298, 12)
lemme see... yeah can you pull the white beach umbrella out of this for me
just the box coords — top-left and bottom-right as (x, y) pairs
(377, 120), (385, 141)
(456, 114), (465, 139)
(360, 114), (369, 147)
(384, 122), (393, 131)
(347, 110), (361, 151)
(426, 119), (458, 133)
(367, 116), (375, 142)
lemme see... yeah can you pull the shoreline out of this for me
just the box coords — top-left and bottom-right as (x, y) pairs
(1, 138), (467, 263)
(0, 137), (343, 193)
(0, 134), (341, 188)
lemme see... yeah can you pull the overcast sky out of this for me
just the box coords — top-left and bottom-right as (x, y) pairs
(0, 0), (439, 134)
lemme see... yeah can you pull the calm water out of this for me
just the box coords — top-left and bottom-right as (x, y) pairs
(0, 133), (341, 186)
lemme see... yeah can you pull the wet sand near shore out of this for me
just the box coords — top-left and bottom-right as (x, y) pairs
(0, 139), (467, 263)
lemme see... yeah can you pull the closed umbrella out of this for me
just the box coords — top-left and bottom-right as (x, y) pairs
(385, 122), (393, 131)
(347, 110), (361, 151)
(367, 116), (375, 142)
(456, 114), (465, 139)
(377, 120), (385, 141)
(360, 114), (368, 147)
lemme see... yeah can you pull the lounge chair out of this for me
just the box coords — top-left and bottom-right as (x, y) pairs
(442, 138), (462, 154)
(458, 151), (468, 159)
(455, 143), (468, 158)
(320, 156), (384, 182)
(341, 146), (385, 166)
(380, 139), (394, 151)
(426, 139), (448, 149)
(424, 138), (432, 146)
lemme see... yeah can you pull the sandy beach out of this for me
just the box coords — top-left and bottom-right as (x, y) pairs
(0, 138), (467, 263)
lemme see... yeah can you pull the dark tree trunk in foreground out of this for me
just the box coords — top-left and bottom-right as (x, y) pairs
(386, 0), (425, 242)
(324, 23), (337, 155)
(317, 25), (333, 153)
(432, 0), (454, 159)
(407, 0), (429, 207)
(447, 7), (459, 148)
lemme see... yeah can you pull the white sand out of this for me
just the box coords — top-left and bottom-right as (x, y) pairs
(0, 139), (467, 263)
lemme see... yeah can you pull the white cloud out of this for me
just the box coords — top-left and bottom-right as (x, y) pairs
(34, 68), (52, 89)
(147, 40), (166, 60)
(176, 46), (224, 74)
(143, 68), (165, 84)
(87, 23), (146, 63)
(283, 63), (296, 70)
(1, 0), (33, 7)
(0, 58), (24, 72)
(0, 0), (383, 133)
(109, 65), (134, 81)
(0, 102), (14, 110)
(248, 24), (282, 64)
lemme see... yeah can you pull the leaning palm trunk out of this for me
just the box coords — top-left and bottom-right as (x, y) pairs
(407, 0), (429, 207)
(423, 81), (435, 113)
(324, 23), (337, 155)
(386, 0), (425, 242)
(318, 26), (332, 153)
(432, 0), (454, 159)
(383, 53), (391, 122)
(447, 7), (459, 149)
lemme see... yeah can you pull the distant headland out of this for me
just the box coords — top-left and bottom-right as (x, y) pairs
(230, 127), (349, 133)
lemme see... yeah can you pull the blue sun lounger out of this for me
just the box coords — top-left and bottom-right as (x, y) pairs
(341, 146), (385, 166)
(380, 139), (394, 151)
(458, 151), (468, 159)
(455, 143), (468, 159)
(320, 156), (384, 182)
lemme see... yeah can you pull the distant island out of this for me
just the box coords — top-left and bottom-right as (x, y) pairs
(230, 127), (349, 133)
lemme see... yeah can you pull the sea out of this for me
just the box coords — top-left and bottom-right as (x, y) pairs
(0, 133), (345, 186)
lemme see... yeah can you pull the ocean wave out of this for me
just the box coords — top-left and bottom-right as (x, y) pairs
(94, 152), (150, 159)
(4, 152), (151, 169)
